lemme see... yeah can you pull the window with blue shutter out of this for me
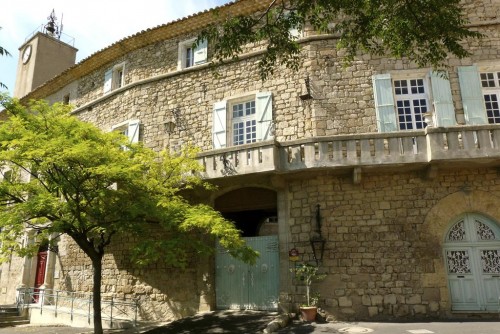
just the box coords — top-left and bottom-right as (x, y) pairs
(458, 66), (488, 125)
(212, 92), (274, 149)
(430, 72), (456, 127)
(372, 74), (398, 132)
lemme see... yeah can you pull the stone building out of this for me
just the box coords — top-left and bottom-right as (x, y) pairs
(2, 0), (500, 325)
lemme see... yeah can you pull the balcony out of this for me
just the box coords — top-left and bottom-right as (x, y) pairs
(197, 125), (500, 179)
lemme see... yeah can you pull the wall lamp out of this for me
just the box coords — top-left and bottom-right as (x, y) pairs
(310, 204), (326, 265)
(163, 108), (180, 134)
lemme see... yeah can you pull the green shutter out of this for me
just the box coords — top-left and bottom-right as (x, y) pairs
(256, 92), (273, 141)
(430, 71), (456, 127)
(458, 66), (487, 125)
(372, 74), (397, 132)
(103, 69), (112, 94)
(127, 120), (140, 143)
(213, 101), (227, 149)
(193, 39), (207, 65)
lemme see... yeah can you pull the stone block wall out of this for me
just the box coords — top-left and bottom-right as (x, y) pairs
(54, 232), (212, 321)
(286, 168), (500, 319)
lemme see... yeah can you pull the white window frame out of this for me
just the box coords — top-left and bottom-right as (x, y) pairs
(229, 97), (257, 146)
(177, 38), (207, 70)
(393, 77), (430, 131)
(479, 70), (500, 124)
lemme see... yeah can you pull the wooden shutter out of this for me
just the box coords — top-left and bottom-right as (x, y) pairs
(193, 39), (208, 66)
(256, 92), (273, 141)
(430, 71), (456, 127)
(458, 66), (487, 125)
(127, 120), (140, 143)
(213, 101), (227, 149)
(372, 74), (398, 132)
(103, 69), (112, 94)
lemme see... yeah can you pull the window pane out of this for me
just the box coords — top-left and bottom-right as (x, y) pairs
(484, 94), (500, 124)
(481, 72), (496, 88)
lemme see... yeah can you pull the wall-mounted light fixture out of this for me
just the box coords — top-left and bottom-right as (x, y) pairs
(310, 204), (325, 265)
(299, 75), (313, 100)
(163, 108), (180, 134)
(163, 120), (176, 134)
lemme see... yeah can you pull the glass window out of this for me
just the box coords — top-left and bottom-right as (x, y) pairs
(394, 79), (428, 130)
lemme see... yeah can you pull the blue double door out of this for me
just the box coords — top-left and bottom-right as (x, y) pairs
(215, 235), (279, 310)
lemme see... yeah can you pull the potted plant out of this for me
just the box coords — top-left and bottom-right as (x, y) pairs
(292, 263), (326, 321)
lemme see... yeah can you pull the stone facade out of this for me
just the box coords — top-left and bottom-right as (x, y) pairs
(4, 0), (500, 324)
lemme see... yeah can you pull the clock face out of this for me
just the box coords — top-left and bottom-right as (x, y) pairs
(22, 45), (32, 64)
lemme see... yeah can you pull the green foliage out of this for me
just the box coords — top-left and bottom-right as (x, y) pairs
(291, 263), (326, 306)
(0, 94), (257, 266)
(198, 0), (482, 80)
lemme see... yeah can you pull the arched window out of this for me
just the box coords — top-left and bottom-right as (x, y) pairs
(444, 213), (500, 311)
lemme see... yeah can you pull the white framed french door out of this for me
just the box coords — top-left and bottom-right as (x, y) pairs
(444, 214), (500, 311)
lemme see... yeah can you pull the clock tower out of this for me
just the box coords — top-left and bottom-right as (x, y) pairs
(13, 11), (77, 98)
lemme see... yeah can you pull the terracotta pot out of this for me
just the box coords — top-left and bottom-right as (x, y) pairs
(299, 306), (317, 322)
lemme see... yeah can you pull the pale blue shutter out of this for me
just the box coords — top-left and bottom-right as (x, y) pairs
(193, 39), (208, 66)
(103, 69), (112, 94)
(213, 101), (227, 149)
(256, 92), (273, 141)
(458, 66), (487, 125)
(372, 74), (397, 132)
(128, 120), (140, 143)
(430, 71), (456, 127)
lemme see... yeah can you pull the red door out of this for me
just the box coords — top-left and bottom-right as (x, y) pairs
(33, 251), (47, 303)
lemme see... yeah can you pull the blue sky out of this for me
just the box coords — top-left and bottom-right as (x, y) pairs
(0, 0), (231, 96)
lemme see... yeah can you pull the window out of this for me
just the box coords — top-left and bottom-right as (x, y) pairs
(231, 100), (256, 145)
(212, 92), (273, 149)
(394, 79), (429, 130)
(372, 72), (456, 132)
(480, 72), (500, 124)
(103, 63), (125, 94)
(111, 120), (140, 147)
(178, 38), (207, 70)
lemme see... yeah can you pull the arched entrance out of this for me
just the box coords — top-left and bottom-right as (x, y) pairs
(214, 187), (279, 310)
(444, 213), (500, 311)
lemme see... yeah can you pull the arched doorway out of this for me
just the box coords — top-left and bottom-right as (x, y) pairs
(444, 213), (500, 311)
(214, 187), (279, 310)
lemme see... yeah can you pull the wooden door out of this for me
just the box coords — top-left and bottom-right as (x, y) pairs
(33, 251), (47, 303)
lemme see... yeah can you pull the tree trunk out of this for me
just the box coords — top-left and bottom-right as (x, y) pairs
(91, 256), (104, 334)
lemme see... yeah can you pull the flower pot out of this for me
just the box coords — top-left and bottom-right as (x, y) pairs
(299, 306), (318, 322)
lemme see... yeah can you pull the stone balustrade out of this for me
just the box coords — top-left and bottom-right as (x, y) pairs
(198, 125), (500, 179)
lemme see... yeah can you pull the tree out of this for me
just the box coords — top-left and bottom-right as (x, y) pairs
(0, 95), (256, 334)
(198, 0), (482, 80)
(0, 27), (11, 90)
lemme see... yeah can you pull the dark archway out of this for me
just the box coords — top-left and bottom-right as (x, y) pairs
(215, 187), (277, 237)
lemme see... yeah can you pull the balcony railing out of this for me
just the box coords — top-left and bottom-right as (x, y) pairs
(197, 125), (500, 179)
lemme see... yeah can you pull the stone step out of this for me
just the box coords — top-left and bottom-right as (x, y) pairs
(0, 318), (30, 328)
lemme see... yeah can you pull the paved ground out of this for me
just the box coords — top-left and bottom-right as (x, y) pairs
(0, 312), (499, 334)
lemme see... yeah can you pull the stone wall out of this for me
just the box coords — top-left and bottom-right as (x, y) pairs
(54, 232), (212, 321)
(286, 168), (500, 319)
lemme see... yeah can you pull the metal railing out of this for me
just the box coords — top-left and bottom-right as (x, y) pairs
(16, 287), (139, 328)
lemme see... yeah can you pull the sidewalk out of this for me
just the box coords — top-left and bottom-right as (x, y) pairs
(0, 313), (498, 334)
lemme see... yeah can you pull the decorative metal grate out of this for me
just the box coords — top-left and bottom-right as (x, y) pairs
(475, 220), (496, 241)
(446, 250), (471, 274)
(480, 249), (500, 274)
(448, 220), (466, 241)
